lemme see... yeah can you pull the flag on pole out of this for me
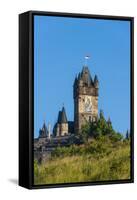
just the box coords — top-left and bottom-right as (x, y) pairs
(85, 55), (90, 59)
(84, 55), (90, 65)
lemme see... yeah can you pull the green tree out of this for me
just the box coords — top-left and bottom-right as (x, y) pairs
(80, 122), (91, 143)
(79, 109), (123, 143)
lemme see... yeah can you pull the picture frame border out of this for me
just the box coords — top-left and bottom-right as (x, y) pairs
(19, 10), (134, 189)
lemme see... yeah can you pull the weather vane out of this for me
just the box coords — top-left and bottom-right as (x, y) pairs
(84, 55), (90, 65)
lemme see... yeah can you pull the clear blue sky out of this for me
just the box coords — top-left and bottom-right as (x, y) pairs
(34, 15), (130, 138)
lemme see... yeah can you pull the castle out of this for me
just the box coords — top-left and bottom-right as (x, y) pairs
(36, 64), (99, 139)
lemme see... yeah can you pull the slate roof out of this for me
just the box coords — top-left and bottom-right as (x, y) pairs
(61, 107), (67, 123)
(94, 75), (99, 83)
(57, 111), (62, 123)
(57, 107), (68, 124)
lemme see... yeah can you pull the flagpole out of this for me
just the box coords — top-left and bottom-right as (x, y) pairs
(84, 55), (90, 66)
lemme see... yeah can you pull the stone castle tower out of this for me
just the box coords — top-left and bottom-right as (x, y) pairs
(53, 106), (69, 137)
(39, 122), (48, 138)
(73, 66), (99, 134)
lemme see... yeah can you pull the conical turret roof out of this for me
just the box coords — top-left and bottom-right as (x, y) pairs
(42, 122), (48, 135)
(39, 122), (48, 138)
(94, 75), (98, 83)
(57, 111), (62, 123)
(60, 106), (68, 123)
(57, 107), (68, 124)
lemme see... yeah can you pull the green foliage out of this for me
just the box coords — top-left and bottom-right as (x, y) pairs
(51, 135), (125, 159)
(80, 110), (123, 143)
(34, 141), (130, 185)
(34, 110), (129, 185)
(34, 159), (39, 177)
(80, 123), (91, 143)
(109, 132), (123, 142)
(51, 145), (80, 158)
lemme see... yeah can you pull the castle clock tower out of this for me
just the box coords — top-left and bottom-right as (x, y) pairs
(73, 66), (99, 134)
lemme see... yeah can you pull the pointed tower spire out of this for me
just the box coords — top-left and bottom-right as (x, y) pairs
(42, 121), (48, 136)
(80, 66), (92, 86)
(78, 72), (81, 80)
(74, 75), (78, 86)
(94, 75), (99, 88)
(61, 106), (68, 123)
(57, 111), (62, 123)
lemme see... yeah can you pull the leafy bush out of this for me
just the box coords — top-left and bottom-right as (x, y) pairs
(80, 110), (123, 143)
(51, 134), (126, 159)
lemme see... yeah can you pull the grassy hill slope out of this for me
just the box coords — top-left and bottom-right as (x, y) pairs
(34, 138), (130, 185)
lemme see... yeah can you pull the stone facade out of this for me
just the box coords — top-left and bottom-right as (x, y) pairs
(53, 107), (69, 137)
(56, 123), (68, 136)
(73, 66), (99, 134)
